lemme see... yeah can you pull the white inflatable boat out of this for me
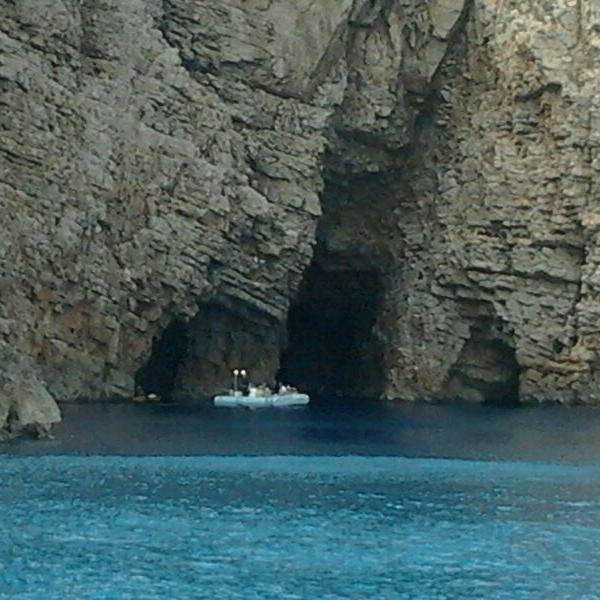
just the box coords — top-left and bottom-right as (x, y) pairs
(213, 393), (310, 408)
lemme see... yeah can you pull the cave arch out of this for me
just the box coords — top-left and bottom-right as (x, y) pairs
(446, 307), (521, 405)
(135, 302), (282, 400)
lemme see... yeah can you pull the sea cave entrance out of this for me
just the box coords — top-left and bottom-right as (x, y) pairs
(135, 303), (282, 400)
(134, 318), (189, 398)
(446, 308), (521, 406)
(278, 263), (385, 399)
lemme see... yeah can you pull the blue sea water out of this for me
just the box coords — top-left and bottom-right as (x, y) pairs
(3, 402), (600, 598)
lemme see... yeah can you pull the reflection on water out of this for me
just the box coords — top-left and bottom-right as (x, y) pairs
(5, 398), (600, 463)
(2, 456), (600, 599)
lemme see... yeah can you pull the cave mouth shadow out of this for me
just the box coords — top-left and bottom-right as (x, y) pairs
(447, 324), (521, 407)
(135, 319), (189, 399)
(278, 263), (385, 400)
(479, 338), (521, 406)
(134, 302), (283, 401)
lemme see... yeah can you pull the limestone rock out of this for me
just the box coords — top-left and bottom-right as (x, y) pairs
(430, 0), (465, 40)
(0, 344), (61, 438)
(2, 0), (600, 435)
(378, 1), (600, 405)
(1, 0), (468, 429)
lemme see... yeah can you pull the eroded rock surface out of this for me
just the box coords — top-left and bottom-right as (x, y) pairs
(1, 0), (599, 436)
(1, 0), (337, 433)
(380, 1), (600, 404)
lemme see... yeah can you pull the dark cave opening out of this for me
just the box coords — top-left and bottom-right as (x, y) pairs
(174, 302), (282, 399)
(135, 319), (189, 398)
(483, 343), (521, 405)
(447, 325), (521, 406)
(278, 263), (385, 399)
(134, 303), (282, 400)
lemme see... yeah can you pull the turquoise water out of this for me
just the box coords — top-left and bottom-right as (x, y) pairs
(3, 455), (600, 599)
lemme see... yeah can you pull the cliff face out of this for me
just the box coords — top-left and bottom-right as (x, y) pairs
(381, 1), (600, 404)
(1, 0), (598, 435)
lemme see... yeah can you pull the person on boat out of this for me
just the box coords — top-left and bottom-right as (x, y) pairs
(240, 370), (250, 396)
(258, 383), (272, 397)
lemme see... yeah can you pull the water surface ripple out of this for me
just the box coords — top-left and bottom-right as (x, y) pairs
(3, 401), (600, 598)
(3, 456), (600, 599)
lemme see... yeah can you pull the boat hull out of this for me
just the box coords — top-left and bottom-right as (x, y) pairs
(213, 394), (309, 408)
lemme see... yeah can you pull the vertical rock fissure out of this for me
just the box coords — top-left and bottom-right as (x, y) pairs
(299, 0), (475, 403)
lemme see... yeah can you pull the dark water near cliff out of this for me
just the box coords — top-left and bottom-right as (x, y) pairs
(3, 401), (600, 598)
(6, 399), (600, 462)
